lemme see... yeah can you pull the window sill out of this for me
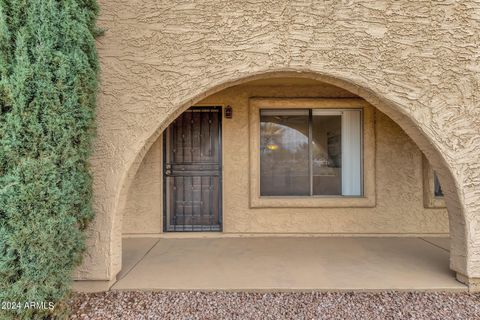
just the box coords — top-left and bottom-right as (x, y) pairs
(250, 195), (376, 208)
(424, 197), (446, 209)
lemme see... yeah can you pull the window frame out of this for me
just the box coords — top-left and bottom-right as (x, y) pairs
(249, 98), (376, 208)
(422, 156), (446, 208)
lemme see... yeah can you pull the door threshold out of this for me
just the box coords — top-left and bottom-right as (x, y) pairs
(165, 225), (222, 232)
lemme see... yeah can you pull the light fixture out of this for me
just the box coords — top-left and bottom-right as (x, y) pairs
(225, 105), (233, 119)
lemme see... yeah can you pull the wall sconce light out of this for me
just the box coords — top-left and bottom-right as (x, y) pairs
(225, 105), (233, 119)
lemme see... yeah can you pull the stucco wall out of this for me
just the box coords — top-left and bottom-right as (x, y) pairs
(123, 139), (163, 234)
(123, 81), (449, 235)
(81, 0), (480, 284)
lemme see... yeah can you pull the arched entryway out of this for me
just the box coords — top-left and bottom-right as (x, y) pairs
(111, 71), (472, 290)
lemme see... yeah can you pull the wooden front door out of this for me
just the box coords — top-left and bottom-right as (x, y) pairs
(164, 107), (222, 231)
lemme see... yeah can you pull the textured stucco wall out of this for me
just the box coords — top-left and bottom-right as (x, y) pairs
(122, 83), (449, 235)
(79, 0), (480, 285)
(123, 139), (163, 234)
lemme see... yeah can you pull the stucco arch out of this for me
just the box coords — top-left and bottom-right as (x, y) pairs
(112, 69), (468, 284)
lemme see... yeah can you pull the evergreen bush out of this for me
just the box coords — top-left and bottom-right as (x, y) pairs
(0, 0), (99, 318)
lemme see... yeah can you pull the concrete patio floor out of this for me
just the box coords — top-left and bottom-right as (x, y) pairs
(112, 236), (465, 291)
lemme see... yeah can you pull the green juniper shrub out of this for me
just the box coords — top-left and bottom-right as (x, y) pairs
(0, 0), (99, 318)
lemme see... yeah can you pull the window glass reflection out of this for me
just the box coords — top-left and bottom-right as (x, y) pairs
(260, 110), (309, 196)
(434, 171), (443, 197)
(312, 115), (342, 195)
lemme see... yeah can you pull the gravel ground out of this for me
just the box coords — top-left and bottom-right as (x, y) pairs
(69, 291), (480, 320)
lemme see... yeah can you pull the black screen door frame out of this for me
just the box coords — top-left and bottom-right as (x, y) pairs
(163, 106), (223, 232)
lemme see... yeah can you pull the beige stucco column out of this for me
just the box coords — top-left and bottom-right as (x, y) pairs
(74, 0), (480, 291)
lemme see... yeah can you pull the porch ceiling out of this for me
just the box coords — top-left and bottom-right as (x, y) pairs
(113, 237), (464, 291)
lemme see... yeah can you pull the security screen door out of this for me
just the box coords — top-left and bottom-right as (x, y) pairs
(163, 107), (222, 231)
